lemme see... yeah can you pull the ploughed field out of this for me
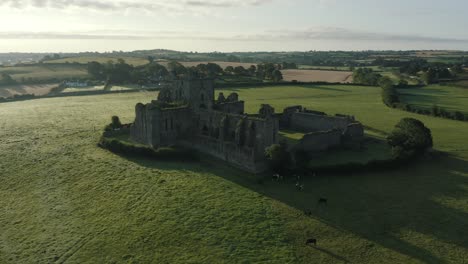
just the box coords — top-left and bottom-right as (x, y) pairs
(1, 85), (467, 263)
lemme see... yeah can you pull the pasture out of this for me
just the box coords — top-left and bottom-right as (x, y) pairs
(281, 69), (353, 83)
(0, 84), (58, 97)
(399, 84), (468, 114)
(0, 64), (88, 81)
(0, 85), (467, 263)
(46, 56), (149, 66)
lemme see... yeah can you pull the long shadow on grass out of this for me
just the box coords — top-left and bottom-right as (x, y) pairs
(120, 152), (468, 263)
(225, 85), (353, 93)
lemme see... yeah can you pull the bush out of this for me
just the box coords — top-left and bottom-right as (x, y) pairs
(98, 136), (197, 162)
(265, 143), (291, 174)
(387, 118), (433, 158)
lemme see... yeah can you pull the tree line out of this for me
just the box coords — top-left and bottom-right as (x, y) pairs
(86, 59), (294, 84)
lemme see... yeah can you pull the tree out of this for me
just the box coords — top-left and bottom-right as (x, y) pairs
(0, 73), (15, 85)
(248, 65), (257, 76)
(272, 70), (283, 82)
(147, 56), (155, 64)
(387, 118), (433, 158)
(87, 61), (105, 80)
(233, 66), (246, 75)
(265, 143), (291, 174)
(110, 116), (122, 129)
(167, 61), (187, 76)
(224, 66), (234, 74)
(206, 63), (223, 77)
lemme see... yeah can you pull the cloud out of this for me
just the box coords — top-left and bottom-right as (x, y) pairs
(0, 27), (466, 44)
(0, 0), (274, 12)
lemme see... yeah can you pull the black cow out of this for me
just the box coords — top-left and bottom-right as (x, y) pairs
(306, 238), (317, 246)
(318, 198), (328, 205)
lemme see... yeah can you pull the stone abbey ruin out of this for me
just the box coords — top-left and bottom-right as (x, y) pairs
(130, 78), (364, 173)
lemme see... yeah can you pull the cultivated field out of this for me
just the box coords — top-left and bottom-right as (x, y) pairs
(399, 84), (468, 114)
(46, 57), (257, 69)
(0, 64), (88, 81)
(0, 83), (58, 97)
(46, 56), (149, 66)
(281, 69), (353, 83)
(0, 85), (467, 263)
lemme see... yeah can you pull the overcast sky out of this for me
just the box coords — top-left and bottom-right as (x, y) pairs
(0, 0), (467, 52)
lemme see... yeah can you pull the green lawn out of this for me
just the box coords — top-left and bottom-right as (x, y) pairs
(399, 84), (468, 114)
(1, 85), (467, 263)
(278, 130), (305, 145)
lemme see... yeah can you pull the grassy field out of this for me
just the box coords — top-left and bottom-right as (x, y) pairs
(1, 85), (467, 263)
(0, 64), (88, 81)
(0, 84), (58, 97)
(46, 57), (257, 70)
(46, 56), (149, 66)
(281, 69), (353, 83)
(62, 86), (105, 93)
(399, 84), (468, 114)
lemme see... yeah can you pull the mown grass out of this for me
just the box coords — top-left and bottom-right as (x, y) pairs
(1, 85), (467, 263)
(399, 84), (468, 114)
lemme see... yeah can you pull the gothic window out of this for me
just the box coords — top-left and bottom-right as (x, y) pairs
(248, 122), (256, 147)
(165, 119), (168, 131)
(202, 125), (209, 136)
(171, 118), (174, 130)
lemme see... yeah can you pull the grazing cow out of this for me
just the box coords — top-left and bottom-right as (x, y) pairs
(306, 238), (317, 246)
(318, 198), (328, 205)
(295, 182), (304, 191)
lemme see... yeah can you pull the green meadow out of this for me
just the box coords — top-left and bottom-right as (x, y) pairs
(399, 84), (468, 114)
(1, 85), (467, 263)
(45, 56), (149, 66)
(0, 64), (88, 81)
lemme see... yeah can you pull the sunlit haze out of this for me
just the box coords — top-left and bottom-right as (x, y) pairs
(0, 0), (467, 52)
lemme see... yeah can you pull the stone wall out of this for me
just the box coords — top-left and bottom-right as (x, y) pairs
(214, 101), (245, 115)
(295, 129), (342, 152)
(172, 79), (215, 111)
(186, 136), (267, 173)
(290, 112), (354, 132)
(131, 102), (191, 147)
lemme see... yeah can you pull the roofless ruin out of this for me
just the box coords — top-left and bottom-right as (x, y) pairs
(130, 78), (364, 173)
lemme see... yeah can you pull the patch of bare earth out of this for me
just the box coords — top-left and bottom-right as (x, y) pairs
(281, 69), (353, 83)
(0, 84), (58, 98)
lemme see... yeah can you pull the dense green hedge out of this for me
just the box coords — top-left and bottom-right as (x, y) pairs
(98, 136), (198, 162)
(380, 82), (468, 122)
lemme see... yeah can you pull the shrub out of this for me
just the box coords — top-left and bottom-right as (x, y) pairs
(98, 136), (197, 162)
(387, 118), (433, 158)
(265, 143), (291, 174)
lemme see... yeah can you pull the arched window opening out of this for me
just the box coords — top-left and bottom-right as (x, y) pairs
(202, 125), (209, 136)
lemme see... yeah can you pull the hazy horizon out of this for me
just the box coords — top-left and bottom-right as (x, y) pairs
(1, 0), (467, 52)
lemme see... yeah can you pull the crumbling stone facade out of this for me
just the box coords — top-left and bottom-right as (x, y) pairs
(131, 78), (279, 173)
(130, 78), (364, 173)
(279, 106), (364, 153)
